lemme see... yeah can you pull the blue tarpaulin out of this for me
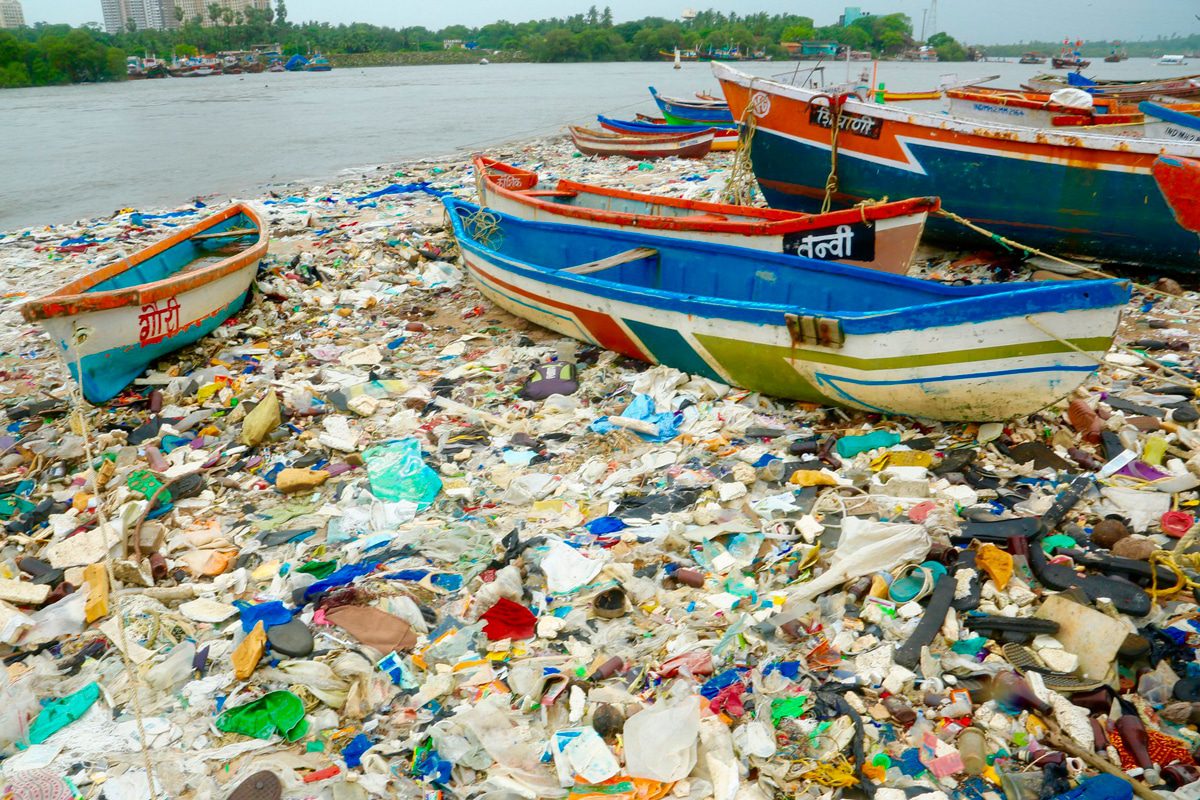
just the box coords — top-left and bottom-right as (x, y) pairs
(346, 182), (449, 204)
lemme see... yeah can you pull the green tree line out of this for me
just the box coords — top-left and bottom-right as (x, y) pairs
(985, 35), (1200, 59)
(0, 1), (981, 89)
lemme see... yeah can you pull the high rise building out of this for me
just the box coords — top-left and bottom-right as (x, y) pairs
(174, 0), (271, 27)
(101, 0), (178, 33)
(0, 0), (25, 28)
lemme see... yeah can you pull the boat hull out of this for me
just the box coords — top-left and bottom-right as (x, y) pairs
(22, 205), (267, 403)
(475, 157), (934, 274)
(597, 116), (739, 150)
(570, 127), (713, 160)
(445, 200), (1127, 421)
(714, 63), (1200, 270)
(1154, 156), (1200, 242)
(651, 86), (734, 124)
(38, 272), (254, 404)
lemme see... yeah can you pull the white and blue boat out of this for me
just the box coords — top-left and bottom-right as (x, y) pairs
(444, 198), (1129, 421)
(22, 204), (268, 404)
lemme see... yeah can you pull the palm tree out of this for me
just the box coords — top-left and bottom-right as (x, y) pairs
(207, 3), (221, 28)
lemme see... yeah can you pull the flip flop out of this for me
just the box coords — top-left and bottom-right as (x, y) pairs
(964, 615), (1060, 645)
(1027, 541), (1152, 617)
(228, 770), (282, 800)
(950, 550), (982, 612)
(1001, 643), (1105, 693)
(889, 561), (946, 604)
(894, 573), (956, 670)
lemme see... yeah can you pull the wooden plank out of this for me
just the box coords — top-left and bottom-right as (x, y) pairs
(190, 228), (258, 241)
(524, 190), (579, 198)
(563, 247), (658, 275)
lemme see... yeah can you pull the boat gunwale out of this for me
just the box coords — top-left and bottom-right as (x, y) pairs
(474, 156), (940, 237)
(444, 198), (1128, 335)
(20, 203), (268, 322)
(712, 62), (1200, 158)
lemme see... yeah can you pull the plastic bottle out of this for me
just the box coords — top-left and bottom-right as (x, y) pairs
(883, 696), (917, 725)
(957, 727), (987, 776)
(835, 430), (901, 458)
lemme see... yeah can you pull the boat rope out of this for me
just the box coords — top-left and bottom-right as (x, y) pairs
(853, 196), (888, 226)
(816, 93), (854, 214)
(55, 327), (162, 798)
(1023, 315), (1200, 391)
(937, 207), (1191, 305)
(1148, 549), (1200, 600)
(722, 111), (759, 206)
(462, 208), (503, 250)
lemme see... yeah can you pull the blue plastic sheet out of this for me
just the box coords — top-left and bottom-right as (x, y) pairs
(303, 561), (378, 599)
(586, 516), (626, 534)
(589, 394), (680, 442)
(235, 600), (293, 632)
(347, 182), (449, 204)
(342, 733), (374, 769)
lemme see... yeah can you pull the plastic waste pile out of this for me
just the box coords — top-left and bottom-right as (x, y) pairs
(0, 136), (1198, 800)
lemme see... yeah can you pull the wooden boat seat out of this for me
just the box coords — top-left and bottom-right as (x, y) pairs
(563, 247), (659, 275)
(524, 190), (578, 198)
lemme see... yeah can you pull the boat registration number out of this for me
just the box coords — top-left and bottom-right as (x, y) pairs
(783, 222), (875, 262)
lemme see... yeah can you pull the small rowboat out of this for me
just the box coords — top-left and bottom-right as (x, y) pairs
(1153, 156), (1200, 238)
(1024, 72), (1200, 101)
(650, 86), (735, 125)
(569, 126), (713, 160)
(444, 198), (1129, 421)
(475, 156), (937, 274)
(21, 204), (268, 404)
(1139, 101), (1200, 142)
(596, 115), (739, 151)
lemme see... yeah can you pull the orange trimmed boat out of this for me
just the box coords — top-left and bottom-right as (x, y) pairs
(474, 156), (937, 274)
(21, 204), (268, 403)
(1154, 156), (1200, 238)
(569, 126), (714, 160)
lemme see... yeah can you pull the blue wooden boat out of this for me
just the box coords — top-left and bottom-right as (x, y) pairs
(21, 205), (269, 404)
(305, 54), (332, 72)
(714, 63), (1200, 270)
(650, 86), (735, 125)
(596, 115), (738, 150)
(443, 198), (1129, 421)
(1139, 101), (1200, 142)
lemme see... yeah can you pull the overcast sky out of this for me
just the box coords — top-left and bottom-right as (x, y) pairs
(19, 0), (1200, 45)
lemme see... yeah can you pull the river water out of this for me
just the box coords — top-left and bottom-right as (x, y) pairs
(2, 58), (1196, 230)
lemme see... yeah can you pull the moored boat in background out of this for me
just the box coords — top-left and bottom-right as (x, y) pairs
(650, 86), (735, 125)
(713, 62), (1200, 270)
(443, 197), (1129, 422)
(596, 115), (739, 150)
(305, 54), (333, 72)
(20, 205), (269, 404)
(474, 156), (937, 274)
(569, 126), (714, 160)
(1024, 72), (1200, 101)
(1019, 52), (1046, 65)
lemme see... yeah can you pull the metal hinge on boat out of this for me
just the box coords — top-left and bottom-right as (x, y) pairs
(786, 313), (845, 349)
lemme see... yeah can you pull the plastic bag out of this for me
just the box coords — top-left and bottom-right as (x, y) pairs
(363, 439), (442, 510)
(623, 694), (700, 782)
(785, 517), (931, 605)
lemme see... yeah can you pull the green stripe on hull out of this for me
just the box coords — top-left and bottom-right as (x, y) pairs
(695, 333), (1113, 401)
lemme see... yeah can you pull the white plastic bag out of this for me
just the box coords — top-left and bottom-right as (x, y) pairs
(623, 694), (700, 782)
